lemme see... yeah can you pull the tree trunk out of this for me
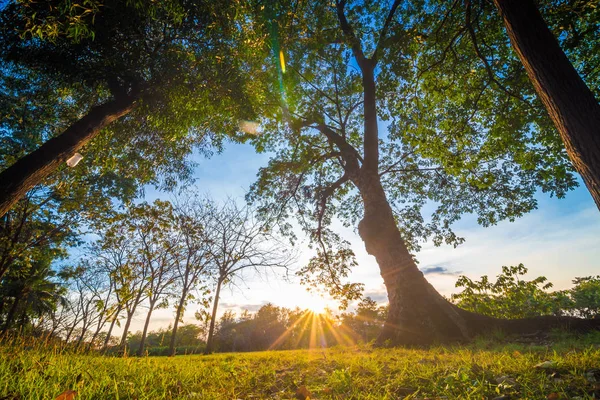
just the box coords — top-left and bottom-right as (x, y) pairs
(87, 323), (103, 352)
(64, 323), (76, 343)
(120, 294), (143, 347)
(102, 307), (121, 352)
(137, 302), (155, 356)
(493, 0), (600, 210)
(120, 310), (134, 348)
(76, 327), (87, 349)
(2, 296), (21, 334)
(169, 288), (188, 356)
(204, 278), (223, 354)
(354, 173), (471, 345)
(0, 95), (137, 218)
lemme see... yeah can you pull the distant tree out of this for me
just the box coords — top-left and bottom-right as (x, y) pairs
(98, 216), (151, 348)
(129, 201), (179, 356)
(0, 260), (67, 334)
(204, 200), (292, 354)
(168, 196), (213, 356)
(567, 276), (600, 319)
(340, 297), (386, 343)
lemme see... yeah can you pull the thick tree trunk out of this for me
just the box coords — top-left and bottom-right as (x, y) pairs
(0, 96), (137, 218)
(137, 302), (155, 356)
(354, 175), (600, 344)
(204, 278), (223, 354)
(493, 0), (600, 210)
(354, 174), (470, 345)
(169, 288), (188, 356)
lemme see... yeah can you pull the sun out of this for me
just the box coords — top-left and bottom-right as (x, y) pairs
(305, 297), (328, 315)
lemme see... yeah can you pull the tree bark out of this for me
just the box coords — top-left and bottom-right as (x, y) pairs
(2, 296), (21, 334)
(493, 0), (600, 210)
(354, 173), (471, 345)
(120, 310), (135, 348)
(137, 302), (155, 356)
(102, 307), (121, 352)
(0, 95), (137, 218)
(169, 288), (189, 356)
(204, 278), (223, 354)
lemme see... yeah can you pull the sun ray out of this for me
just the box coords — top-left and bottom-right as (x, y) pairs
(322, 316), (355, 347)
(268, 310), (311, 350)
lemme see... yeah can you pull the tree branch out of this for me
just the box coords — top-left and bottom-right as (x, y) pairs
(372, 0), (402, 64)
(336, 0), (367, 68)
(313, 123), (362, 173)
(465, 0), (533, 108)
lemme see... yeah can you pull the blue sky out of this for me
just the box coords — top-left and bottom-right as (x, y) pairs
(130, 140), (600, 333)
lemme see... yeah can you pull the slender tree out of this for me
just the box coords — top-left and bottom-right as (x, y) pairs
(131, 202), (178, 356)
(169, 198), (212, 356)
(204, 199), (291, 354)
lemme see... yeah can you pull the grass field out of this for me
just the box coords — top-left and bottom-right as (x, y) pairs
(1, 333), (600, 399)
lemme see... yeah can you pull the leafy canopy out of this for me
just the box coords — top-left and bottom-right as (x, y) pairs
(245, 0), (578, 302)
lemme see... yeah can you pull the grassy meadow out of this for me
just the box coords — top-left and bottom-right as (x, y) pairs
(1, 333), (600, 399)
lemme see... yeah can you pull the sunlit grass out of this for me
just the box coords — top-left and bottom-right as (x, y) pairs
(2, 332), (600, 399)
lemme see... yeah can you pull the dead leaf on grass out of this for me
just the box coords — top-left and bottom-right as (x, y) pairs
(55, 390), (77, 400)
(295, 385), (312, 400)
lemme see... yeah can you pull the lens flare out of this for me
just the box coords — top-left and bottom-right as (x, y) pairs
(279, 50), (286, 74)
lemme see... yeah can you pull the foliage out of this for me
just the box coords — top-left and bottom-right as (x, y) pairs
(452, 264), (600, 320)
(2, 333), (600, 399)
(567, 276), (600, 319)
(126, 324), (207, 355)
(245, 0), (581, 307)
(0, 0), (270, 202)
(339, 297), (387, 343)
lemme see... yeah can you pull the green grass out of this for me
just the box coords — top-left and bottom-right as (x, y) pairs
(1, 333), (600, 399)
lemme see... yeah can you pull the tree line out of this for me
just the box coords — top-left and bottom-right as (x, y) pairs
(0, 195), (291, 356)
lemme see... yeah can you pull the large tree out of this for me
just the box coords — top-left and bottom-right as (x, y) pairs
(0, 0), (264, 216)
(247, 0), (597, 345)
(491, 0), (600, 210)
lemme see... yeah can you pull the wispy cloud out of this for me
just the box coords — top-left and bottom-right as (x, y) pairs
(420, 265), (462, 276)
(362, 287), (388, 303)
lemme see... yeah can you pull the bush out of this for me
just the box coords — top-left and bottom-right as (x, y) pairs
(451, 264), (565, 319)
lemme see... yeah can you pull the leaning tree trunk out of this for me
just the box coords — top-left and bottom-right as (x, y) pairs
(120, 310), (135, 348)
(204, 278), (223, 354)
(137, 301), (156, 356)
(493, 0), (600, 210)
(355, 174), (471, 345)
(102, 307), (121, 352)
(169, 288), (189, 356)
(0, 95), (137, 218)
